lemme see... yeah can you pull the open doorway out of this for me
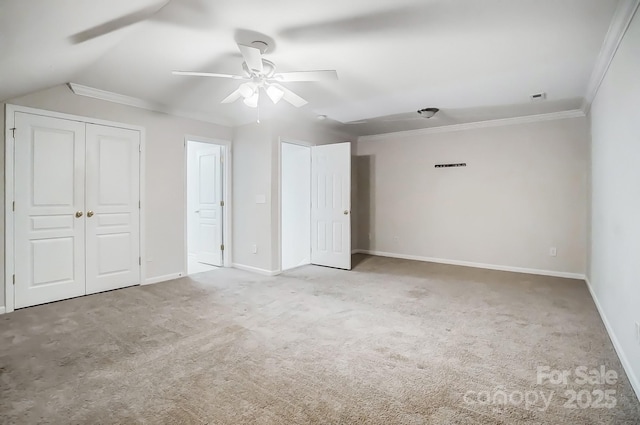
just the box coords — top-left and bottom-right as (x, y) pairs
(281, 142), (311, 271)
(280, 140), (352, 271)
(186, 140), (225, 275)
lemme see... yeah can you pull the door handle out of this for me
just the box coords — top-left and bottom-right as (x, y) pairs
(75, 211), (83, 218)
(344, 210), (350, 215)
(87, 211), (94, 218)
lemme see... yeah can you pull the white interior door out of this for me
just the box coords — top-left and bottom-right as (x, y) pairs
(14, 113), (87, 308)
(194, 144), (223, 266)
(311, 142), (351, 270)
(85, 124), (140, 294)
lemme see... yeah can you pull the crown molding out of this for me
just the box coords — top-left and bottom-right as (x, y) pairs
(67, 83), (232, 127)
(357, 109), (586, 142)
(581, 0), (640, 114)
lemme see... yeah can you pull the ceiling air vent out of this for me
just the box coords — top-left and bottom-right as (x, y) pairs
(530, 92), (547, 102)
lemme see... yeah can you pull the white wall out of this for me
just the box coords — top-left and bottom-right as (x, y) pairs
(356, 116), (588, 276)
(588, 9), (640, 398)
(1, 85), (233, 305)
(281, 142), (311, 270)
(232, 122), (274, 272)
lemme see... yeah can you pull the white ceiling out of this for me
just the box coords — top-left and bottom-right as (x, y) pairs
(0, 0), (619, 135)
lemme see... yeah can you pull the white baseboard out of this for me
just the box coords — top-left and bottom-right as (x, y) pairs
(0, 306), (5, 315)
(354, 249), (585, 280)
(585, 276), (640, 401)
(143, 272), (185, 285)
(232, 263), (281, 276)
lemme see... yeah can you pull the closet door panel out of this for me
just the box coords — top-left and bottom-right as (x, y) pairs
(85, 124), (141, 294)
(14, 113), (86, 308)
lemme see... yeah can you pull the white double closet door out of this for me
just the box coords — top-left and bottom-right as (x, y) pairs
(14, 112), (141, 308)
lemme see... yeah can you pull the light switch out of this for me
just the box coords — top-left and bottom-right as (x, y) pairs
(256, 194), (266, 204)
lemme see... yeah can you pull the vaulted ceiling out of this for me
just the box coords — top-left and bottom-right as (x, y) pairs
(0, 0), (619, 135)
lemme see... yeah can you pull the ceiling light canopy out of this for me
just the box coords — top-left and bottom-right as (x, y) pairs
(417, 108), (439, 119)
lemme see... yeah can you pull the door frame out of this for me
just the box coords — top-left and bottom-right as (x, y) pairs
(183, 135), (232, 271)
(4, 104), (146, 313)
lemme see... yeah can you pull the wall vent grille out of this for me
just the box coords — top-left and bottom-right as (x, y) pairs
(435, 163), (467, 168)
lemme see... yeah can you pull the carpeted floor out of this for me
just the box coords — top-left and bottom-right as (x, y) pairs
(1, 255), (639, 424)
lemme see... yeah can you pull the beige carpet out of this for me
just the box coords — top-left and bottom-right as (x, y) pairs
(1, 255), (639, 424)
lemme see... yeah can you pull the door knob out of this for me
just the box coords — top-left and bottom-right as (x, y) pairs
(87, 211), (94, 217)
(344, 210), (349, 215)
(75, 211), (83, 218)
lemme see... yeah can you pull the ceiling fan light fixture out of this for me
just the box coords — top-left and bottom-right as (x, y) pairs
(266, 84), (285, 104)
(243, 91), (260, 108)
(238, 83), (256, 99)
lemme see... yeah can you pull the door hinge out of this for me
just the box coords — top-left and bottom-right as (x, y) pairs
(139, 143), (142, 152)
(12, 274), (15, 285)
(10, 128), (16, 139)
(220, 200), (224, 207)
(12, 201), (15, 211)
(220, 244), (224, 251)
(139, 200), (141, 209)
(139, 257), (141, 265)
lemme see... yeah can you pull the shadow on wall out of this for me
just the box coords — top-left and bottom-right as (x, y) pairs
(356, 155), (374, 251)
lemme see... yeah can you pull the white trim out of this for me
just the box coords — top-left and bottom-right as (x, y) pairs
(232, 263), (281, 276)
(581, 0), (640, 113)
(139, 127), (147, 288)
(143, 272), (185, 285)
(354, 249), (585, 280)
(358, 110), (586, 142)
(4, 105), (16, 313)
(68, 83), (232, 127)
(584, 277), (640, 401)
(0, 306), (5, 315)
(183, 135), (233, 274)
(4, 104), (147, 312)
(5, 104), (146, 131)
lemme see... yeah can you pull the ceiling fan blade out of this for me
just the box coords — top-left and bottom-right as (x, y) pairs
(272, 84), (308, 107)
(271, 70), (338, 82)
(221, 88), (243, 104)
(238, 44), (264, 73)
(69, 1), (171, 44)
(172, 71), (248, 80)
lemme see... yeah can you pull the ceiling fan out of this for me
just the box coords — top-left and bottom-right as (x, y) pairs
(172, 41), (338, 108)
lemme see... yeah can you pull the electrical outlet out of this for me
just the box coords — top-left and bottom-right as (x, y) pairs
(549, 247), (557, 257)
(251, 244), (257, 254)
